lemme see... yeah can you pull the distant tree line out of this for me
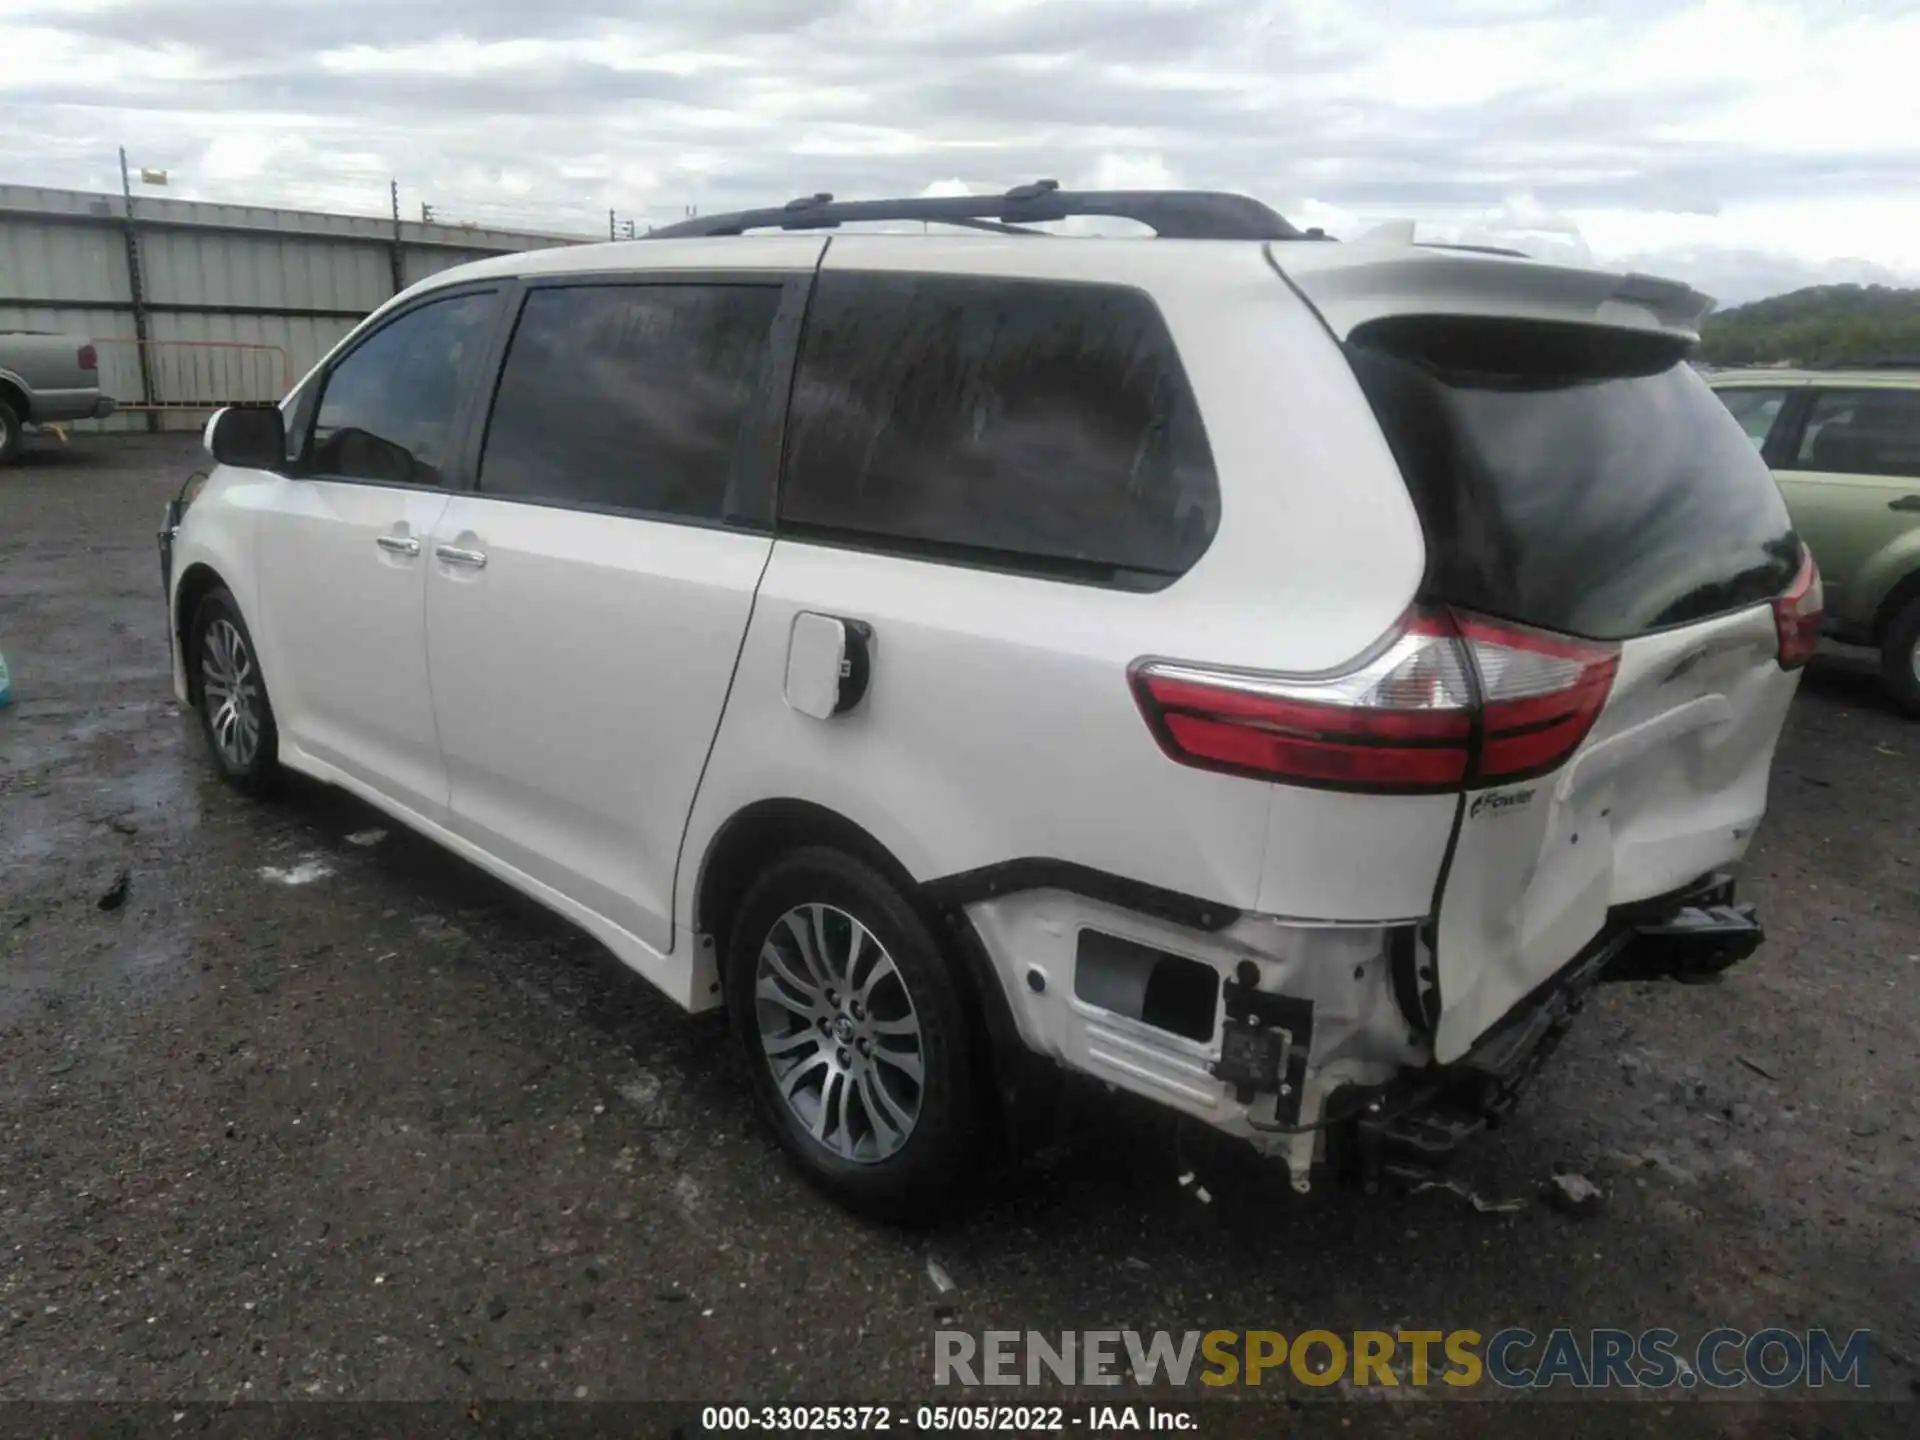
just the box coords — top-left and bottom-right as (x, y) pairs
(1699, 284), (1920, 367)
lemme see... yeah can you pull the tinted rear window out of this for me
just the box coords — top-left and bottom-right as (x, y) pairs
(1347, 319), (1799, 640)
(779, 272), (1218, 588)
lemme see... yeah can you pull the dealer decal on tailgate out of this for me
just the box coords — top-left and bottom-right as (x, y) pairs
(1470, 787), (1536, 819)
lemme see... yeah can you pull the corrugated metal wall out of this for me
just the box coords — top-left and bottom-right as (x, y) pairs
(0, 183), (586, 430)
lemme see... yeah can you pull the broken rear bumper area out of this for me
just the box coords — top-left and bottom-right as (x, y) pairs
(961, 870), (1762, 1192)
(1342, 872), (1762, 1187)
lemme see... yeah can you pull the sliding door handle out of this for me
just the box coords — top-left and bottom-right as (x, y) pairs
(434, 545), (487, 569)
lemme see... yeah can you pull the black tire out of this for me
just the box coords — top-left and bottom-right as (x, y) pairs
(0, 397), (22, 464)
(1881, 594), (1920, 717)
(725, 846), (984, 1221)
(189, 586), (282, 795)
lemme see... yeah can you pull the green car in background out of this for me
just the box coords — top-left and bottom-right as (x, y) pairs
(1709, 369), (1920, 714)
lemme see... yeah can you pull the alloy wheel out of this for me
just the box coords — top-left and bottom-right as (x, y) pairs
(754, 903), (925, 1163)
(200, 617), (261, 768)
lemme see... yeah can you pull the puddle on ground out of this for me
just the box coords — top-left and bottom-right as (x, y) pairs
(0, 705), (206, 922)
(0, 794), (74, 867)
(114, 732), (199, 828)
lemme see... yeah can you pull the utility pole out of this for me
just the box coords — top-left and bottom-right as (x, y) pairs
(421, 202), (435, 224)
(118, 146), (158, 433)
(608, 207), (616, 241)
(389, 179), (406, 296)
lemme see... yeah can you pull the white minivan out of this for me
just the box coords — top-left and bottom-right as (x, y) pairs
(162, 185), (1818, 1217)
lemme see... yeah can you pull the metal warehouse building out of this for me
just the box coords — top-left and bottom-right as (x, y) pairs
(0, 183), (584, 430)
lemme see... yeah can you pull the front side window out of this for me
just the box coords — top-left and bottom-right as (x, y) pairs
(309, 291), (496, 486)
(1713, 386), (1789, 450)
(478, 283), (783, 521)
(779, 272), (1219, 587)
(1793, 389), (1920, 479)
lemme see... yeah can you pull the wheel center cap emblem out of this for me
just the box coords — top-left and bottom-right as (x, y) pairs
(834, 1015), (855, 1043)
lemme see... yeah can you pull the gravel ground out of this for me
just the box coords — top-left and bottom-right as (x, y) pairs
(1, 434), (1916, 1436)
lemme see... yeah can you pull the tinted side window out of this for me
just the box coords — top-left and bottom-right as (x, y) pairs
(780, 273), (1218, 586)
(479, 284), (784, 522)
(1713, 386), (1789, 450)
(1793, 389), (1920, 479)
(311, 292), (495, 486)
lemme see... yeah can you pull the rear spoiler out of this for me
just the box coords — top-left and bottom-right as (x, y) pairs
(1267, 242), (1714, 344)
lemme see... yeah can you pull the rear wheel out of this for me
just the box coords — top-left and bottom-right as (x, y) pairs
(1882, 595), (1920, 717)
(190, 587), (282, 794)
(0, 397), (22, 464)
(725, 846), (983, 1221)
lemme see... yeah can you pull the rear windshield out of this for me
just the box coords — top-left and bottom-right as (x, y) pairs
(1347, 318), (1799, 641)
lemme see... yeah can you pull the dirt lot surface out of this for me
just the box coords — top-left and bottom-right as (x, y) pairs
(2, 435), (1916, 1437)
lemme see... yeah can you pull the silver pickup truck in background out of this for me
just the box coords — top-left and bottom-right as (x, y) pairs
(0, 331), (118, 462)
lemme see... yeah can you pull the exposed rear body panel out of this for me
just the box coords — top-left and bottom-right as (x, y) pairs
(1434, 605), (1794, 1060)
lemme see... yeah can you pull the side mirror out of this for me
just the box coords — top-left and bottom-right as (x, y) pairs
(205, 406), (286, 470)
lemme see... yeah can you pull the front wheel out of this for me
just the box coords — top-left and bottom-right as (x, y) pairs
(725, 846), (985, 1221)
(0, 397), (22, 464)
(190, 586), (282, 794)
(1881, 595), (1920, 717)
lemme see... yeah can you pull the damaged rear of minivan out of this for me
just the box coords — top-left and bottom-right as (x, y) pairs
(1120, 245), (1818, 1188)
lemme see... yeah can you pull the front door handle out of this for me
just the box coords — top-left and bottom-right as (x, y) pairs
(1890, 495), (1920, 513)
(375, 534), (420, 556)
(435, 545), (487, 569)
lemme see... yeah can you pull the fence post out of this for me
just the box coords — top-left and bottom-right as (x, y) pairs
(389, 179), (406, 296)
(118, 146), (158, 433)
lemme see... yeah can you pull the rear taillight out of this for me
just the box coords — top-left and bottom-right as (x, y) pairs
(1453, 613), (1619, 783)
(1132, 608), (1618, 795)
(1130, 625), (1474, 794)
(77, 343), (97, 371)
(1772, 547), (1822, 670)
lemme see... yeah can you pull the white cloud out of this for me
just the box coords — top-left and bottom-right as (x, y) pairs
(1610, 0), (1920, 154)
(1081, 153), (1179, 191)
(0, 0), (1916, 300)
(200, 131), (278, 182)
(919, 178), (990, 197)
(1341, 25), (1555, 110)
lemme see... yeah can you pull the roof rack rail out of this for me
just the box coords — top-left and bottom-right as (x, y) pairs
(642, 181), (1316, 241)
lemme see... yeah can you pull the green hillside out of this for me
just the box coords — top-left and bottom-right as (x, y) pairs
(1699, 284), (1920, 367)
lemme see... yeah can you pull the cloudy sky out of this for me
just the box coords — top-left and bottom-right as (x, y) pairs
(2, 0), (1917, 305)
